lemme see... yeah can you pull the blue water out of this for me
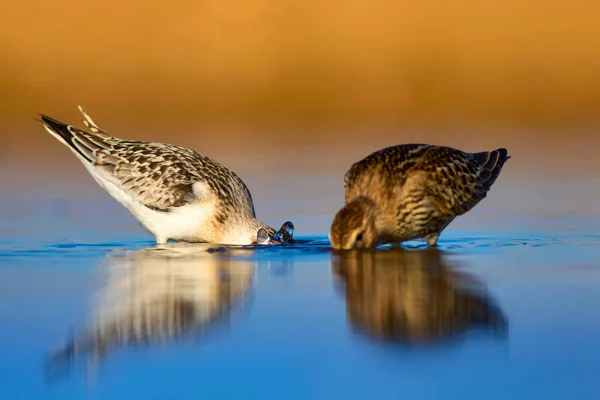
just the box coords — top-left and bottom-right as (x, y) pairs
(1, 219), (600, 399)
(2, 173), (600, 400)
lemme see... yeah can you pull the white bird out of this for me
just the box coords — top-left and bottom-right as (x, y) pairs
(40, 106), (295, 245)
(46, 244), (256, 373)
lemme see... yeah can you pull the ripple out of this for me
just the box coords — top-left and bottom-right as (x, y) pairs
(1, 231), (599, 261)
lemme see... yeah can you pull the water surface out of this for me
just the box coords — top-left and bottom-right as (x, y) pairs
(1, 167), (600, 400)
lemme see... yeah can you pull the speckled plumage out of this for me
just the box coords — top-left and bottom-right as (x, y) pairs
(331, 249), (507, 343)
(40, 106), (290, 245)
(330, 143), (511, 249)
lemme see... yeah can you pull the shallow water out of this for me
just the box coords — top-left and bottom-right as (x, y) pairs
(1, 181), (600, 399)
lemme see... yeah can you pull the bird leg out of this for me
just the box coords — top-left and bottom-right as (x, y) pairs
(425, 234), (439, 247)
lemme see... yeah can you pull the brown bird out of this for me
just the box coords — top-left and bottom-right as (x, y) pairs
(329, 144), (510, 249)
(331, 249), (507, 345)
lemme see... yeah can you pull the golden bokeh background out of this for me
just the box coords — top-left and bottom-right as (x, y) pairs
(1, 0), (599, 173)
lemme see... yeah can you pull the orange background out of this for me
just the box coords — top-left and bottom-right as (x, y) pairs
(1, 0), (599, 174)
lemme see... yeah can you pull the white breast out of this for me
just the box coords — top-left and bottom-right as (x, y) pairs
(82, 166), (213, 243)
(85, 165), (257, 245)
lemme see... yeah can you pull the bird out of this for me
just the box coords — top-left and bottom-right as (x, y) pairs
(329, 143), (511, 250)
(331, 248), (507, 344)
(39, 106), (296, 245)
(46, 244), (256, 375)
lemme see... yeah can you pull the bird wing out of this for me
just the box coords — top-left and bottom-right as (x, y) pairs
(41, 113), (254, 213)
(414, 146), (510, 216)
(93, 140), (215, 211)
(343, 144), (432, 202)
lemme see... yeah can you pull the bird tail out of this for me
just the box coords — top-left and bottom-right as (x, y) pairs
(472, 148), (510, 187)
(40, 112), (111, 164)
(39, 114), (92, 162)
(40, 114), (75, 146)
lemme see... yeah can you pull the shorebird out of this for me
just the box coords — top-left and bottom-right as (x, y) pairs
(329, 144), (510, 249)
(40, 106), (296, 245)
(46, 245), (256, 374)
(331, 249), (507, 344)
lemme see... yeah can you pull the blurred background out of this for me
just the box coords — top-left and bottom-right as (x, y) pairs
(1, 0), (599, 234)
(2, 4), (600, 396)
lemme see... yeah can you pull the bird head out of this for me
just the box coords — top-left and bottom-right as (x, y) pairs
(329, 197), (379, 250)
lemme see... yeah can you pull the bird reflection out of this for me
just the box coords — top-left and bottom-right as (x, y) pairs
(331, 249), (508, 346)
(46, 243), (256, 379)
